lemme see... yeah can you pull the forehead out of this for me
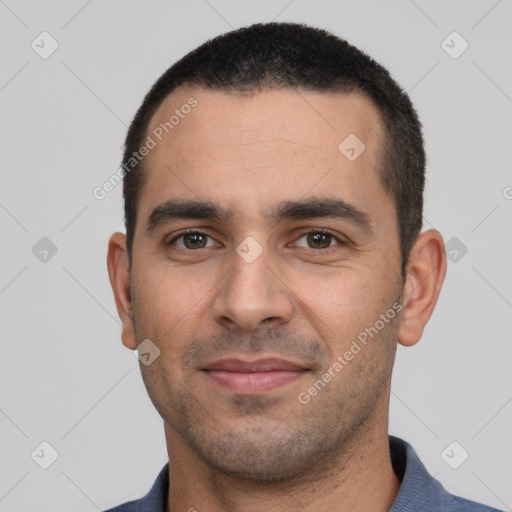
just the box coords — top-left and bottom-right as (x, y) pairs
(137, 85), (391, 232)
(148, 85), (384, 162)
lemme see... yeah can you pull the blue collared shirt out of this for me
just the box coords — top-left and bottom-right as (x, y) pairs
(103, 436), (503, 511)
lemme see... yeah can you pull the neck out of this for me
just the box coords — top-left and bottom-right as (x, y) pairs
(164, 399), (400, 512)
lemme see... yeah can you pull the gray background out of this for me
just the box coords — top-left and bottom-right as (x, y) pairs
(1, 0), (511, 510)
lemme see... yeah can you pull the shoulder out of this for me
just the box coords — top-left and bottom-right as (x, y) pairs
(103, 501), (139, 512)
(389, 436), (504, 512)
(102, 462), (169, 512)
(447, 494), (504, 511)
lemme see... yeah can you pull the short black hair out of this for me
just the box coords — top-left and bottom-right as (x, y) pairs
(122, 22), (425, 279)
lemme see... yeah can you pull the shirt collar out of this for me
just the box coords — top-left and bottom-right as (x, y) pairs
(388, 435), (448, 511)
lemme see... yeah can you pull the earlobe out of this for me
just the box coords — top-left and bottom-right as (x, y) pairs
(397, 229), (447, 347)
(106, 232), (137, 350)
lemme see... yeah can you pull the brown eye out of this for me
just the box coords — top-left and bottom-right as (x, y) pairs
(306, 232), (332, 249)
(294, 230), (342, 250)
(169, 231), (217, 249)
(182, 233), (207, 249)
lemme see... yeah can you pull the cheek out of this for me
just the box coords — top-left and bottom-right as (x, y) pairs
(131, 264), (208, 346)
(291, 266), (392, 347)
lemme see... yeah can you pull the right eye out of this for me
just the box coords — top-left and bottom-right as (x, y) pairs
(168, 231), (219, 250)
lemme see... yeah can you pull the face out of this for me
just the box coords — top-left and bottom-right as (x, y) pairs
(122, 86), (406, 481)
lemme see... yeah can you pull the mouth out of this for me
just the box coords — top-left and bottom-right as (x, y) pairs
(201, 357), (309, 394)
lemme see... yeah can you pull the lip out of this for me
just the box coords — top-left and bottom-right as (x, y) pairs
(203, 357), (307, 372)
(202, 357), (309, 394)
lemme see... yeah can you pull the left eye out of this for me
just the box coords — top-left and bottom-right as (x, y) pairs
(294, 231), (343, 249)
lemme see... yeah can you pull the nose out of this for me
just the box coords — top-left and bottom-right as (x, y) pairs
(211, 244), (294, 332)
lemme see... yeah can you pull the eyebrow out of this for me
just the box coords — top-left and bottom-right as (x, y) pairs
(146, 199), (229, 232)
(146, 197), (374, 236)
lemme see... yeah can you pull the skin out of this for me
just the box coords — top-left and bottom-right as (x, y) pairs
(107, 85), (446, 512)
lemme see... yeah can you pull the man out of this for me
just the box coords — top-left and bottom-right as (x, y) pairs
(105, 22), (501, 512)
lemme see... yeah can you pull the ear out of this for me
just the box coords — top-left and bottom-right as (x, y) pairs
(107, 232), (137, 350)
(397, 229), (447, 347)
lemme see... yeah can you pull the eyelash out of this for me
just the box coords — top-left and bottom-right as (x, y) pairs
(167, 228), (346, 251)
